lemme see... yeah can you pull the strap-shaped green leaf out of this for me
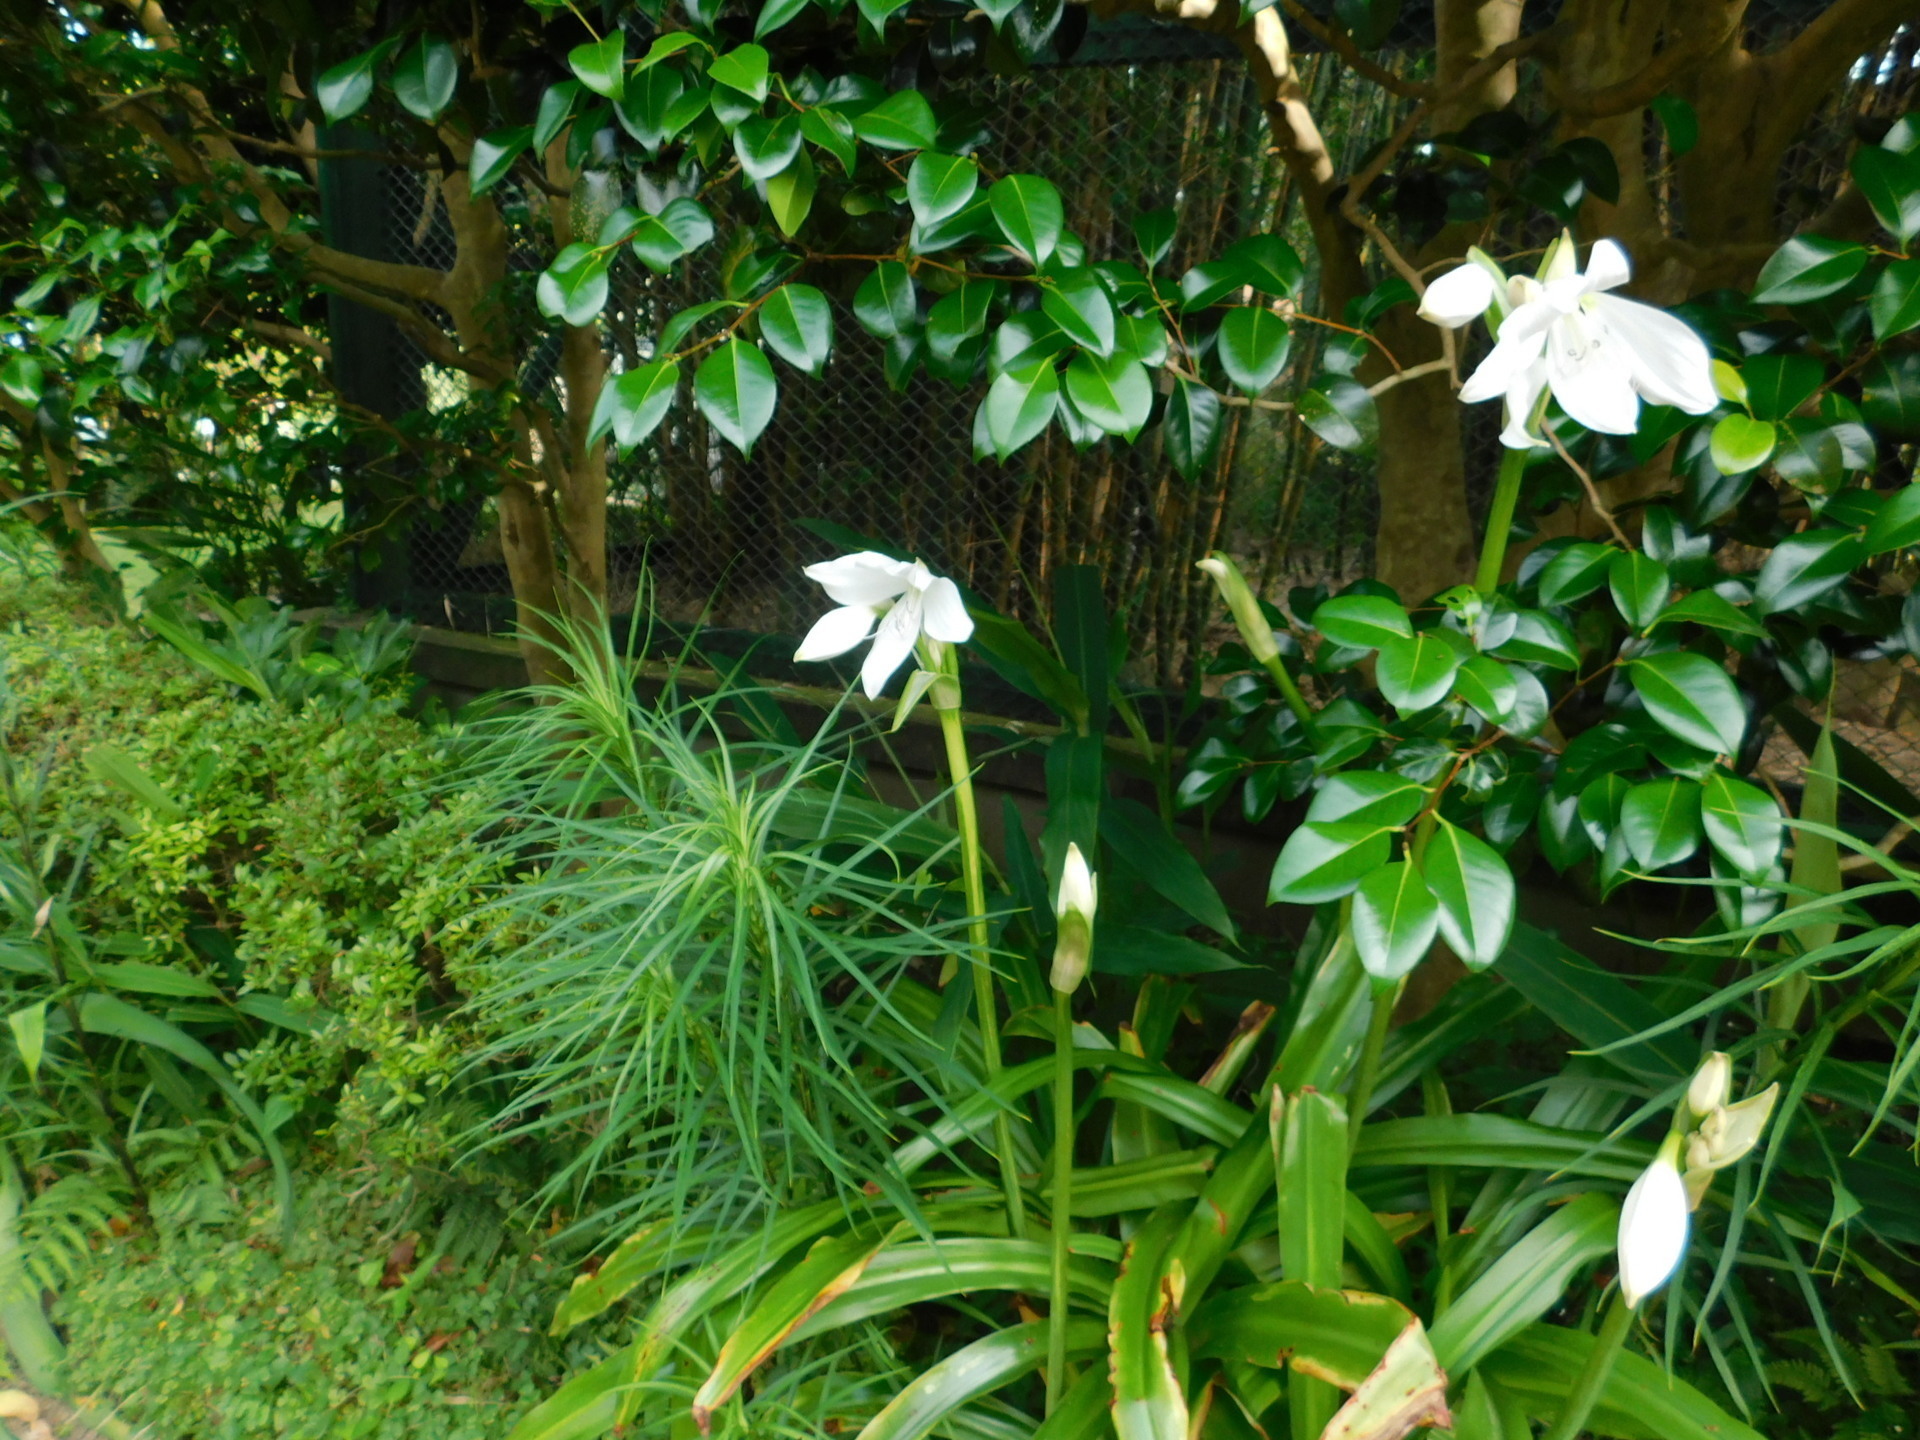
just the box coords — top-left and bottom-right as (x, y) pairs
(693, 1232), (888, 1427)
(1427, 1191), (1616, 1372)
(1109, 1206), (1188, 1440)
(1478, 1323), (1765, 1440)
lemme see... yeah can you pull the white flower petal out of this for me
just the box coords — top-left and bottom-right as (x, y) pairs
(794, 604), (878, 662)
(860, 593), (921, 699)
(1498, 362), (1552, 450)
(918, 576), (974, 643)
(803, 551), (915, 607)
(1584, 238), (1633, 293)
(1544, 313), (1640, 434)
(1618, 1157), (1690, 1308)
(1460, 327), (1547, 403)
(1590, 294), (1719, 415)
(1541, 232), (1578, 284)
(1417, 263), (1498, 328)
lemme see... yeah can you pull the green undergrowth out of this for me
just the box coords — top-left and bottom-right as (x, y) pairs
(54, 1169), (579, 1440)
(1, 572), (507, 1183)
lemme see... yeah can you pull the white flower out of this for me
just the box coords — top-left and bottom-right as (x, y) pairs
(795, 551), (973, 700)
(1417, 260), (1500, 328)
(1051, 842), (1098, 993)
(1618, 1147), (1690, 1309)
(1424, 237), (1718, 449)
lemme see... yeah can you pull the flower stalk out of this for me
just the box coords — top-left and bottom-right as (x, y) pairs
(1541, 1287), (1636, 1440)
(1046, 843), (1095, 1414)
(1474, 445), (1530, 597)
(932, 661), (1028, 1240)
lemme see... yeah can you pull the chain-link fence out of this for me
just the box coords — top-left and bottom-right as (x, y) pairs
(346, 8), (1920, 783)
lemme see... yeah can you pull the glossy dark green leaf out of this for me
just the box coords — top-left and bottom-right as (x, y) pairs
(1607, 549), (1671, 630)
(1041, 269), (1116, 357)
(800, 107), (857, 173)
(1490, 610), (1579, 669)
(1134, 208), (1177, 268)
(1862, 352), (1920, 438)
(533, 80), (580, 153)
(985, 360), (1059, 456)
(1217, 307), (1291, 395)
(1701, 771), (1783, 875)
(906, 152), (978, 227)
(1064, 350), (1150, 436)
(1179, 259), (1242, 311)
(1268, 821), (1394, 905)
(694, 340), (777, 456)
(755, 0), (810, 37)
(587, 359), (679, 451)
(314, 39), (398, 122)
(1298, 380), (1378, 456)
(568, 33), (626, 100)
(1752, 528), (1865, 614)
(1353, 862), (1440, 984)
(535, 244), (609, 326)
(1750, 236), (1868, 305)
(1306, 771), (1425, 828)
(1455, 655), (1517, 723)
(1376, 632), (1462, 713)
(989, 174), (1063, 266)
(629, 198), (715, 272)
(1852, 143), (1920, 243)
(1619, 777), (1703, 870)
(1865, 483), (1920, 554)
(1772, 418), (1875, 491)
(1629, 652), (1745, 755)
(468, 126), (532, 196)
(1421, 820), (1514, 970)
(1162, 378), (1221, 480)
(1869, 257), (1920, 341)
(1652, 589), (1767, 637)
(853, 262), (916, 338)
(1221, 233), (1305, 298)
(1312, 594), (1411, 649)
(733, 114), (801, 179)
(707, 43), (770, 101)
(1536, 541), (1613, 607)
(852, 89), (936, 150)
(393, 35), (459, 122)
(1741, 353), (1823, 421)
(758, 284), (833, 375)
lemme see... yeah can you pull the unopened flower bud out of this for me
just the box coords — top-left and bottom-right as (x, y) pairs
(1618, 1138), (1689, 1310)
(1050, 842), (1097, 994)
(1687, 1052), (1732, 1120)
(1196, 553), (1279, 666)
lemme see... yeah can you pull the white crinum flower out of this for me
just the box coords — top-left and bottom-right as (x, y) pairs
(1051, 841), (1098, 994)
(795, 551), (974, 700)
(1422, 236), (1718, 449)
(1618, 1142), (1690, 1309)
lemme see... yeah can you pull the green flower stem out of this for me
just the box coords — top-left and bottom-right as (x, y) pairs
(1543, 1289), (1635, 1440)
(1046, 985), (1075, 1414)
(1345, 976), (1402, 1156)
(1258, 653), (1320, 743)
(933, 688), (1029, 1240)
(1474, 445), (1530, 597)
